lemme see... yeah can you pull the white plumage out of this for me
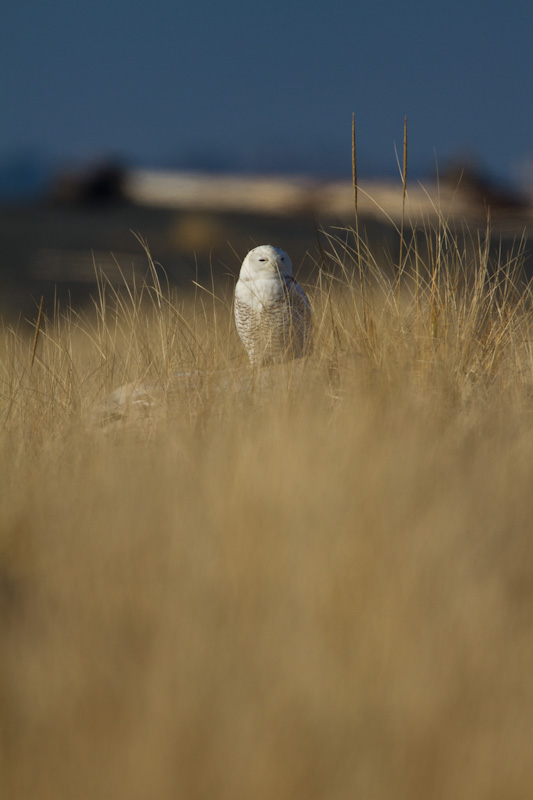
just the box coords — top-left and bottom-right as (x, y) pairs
(234, 245), (312, 366)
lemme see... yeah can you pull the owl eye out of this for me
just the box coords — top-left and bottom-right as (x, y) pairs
(281, 258), (285, 261)
(258, 258), (266, 262)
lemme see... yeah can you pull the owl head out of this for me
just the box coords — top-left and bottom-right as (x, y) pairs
(240, 245), (293, 280)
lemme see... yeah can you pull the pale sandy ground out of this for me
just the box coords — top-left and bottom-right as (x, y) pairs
(126, 168), (533, 225)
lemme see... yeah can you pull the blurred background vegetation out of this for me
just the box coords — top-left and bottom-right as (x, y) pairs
(2, 157), (533, 323)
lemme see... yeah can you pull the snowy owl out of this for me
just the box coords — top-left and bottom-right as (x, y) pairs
(234, 245), (312, 366)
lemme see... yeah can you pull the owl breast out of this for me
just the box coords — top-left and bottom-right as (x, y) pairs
(234, 275), (312, 366)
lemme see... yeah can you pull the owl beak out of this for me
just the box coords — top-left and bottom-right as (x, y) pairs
(264, 257), (279, 273)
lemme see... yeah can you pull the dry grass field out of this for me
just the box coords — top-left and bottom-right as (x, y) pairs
(2, 216), (533, 799)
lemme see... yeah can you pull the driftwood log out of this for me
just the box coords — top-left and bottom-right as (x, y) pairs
(92, 359), (324, 431)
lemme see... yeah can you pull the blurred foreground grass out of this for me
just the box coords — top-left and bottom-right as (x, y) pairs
(1, 222), (533, 799)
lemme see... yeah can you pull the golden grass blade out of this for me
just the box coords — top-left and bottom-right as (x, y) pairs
(352, 112), (358, 217)
(398, 116), (408, 289)
(30, 295), (44, 369)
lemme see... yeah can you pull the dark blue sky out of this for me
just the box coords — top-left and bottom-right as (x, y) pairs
(2, 0), (533, 188)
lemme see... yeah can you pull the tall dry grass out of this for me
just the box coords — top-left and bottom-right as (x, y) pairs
(1, 213), (533, 800)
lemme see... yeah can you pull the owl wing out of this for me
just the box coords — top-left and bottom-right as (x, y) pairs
(282, 275), (312, 356)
